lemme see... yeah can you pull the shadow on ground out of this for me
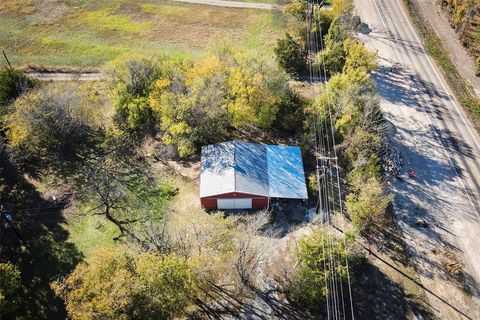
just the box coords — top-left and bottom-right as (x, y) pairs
(0, 153), (82, 319)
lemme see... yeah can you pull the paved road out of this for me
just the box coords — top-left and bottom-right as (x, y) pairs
(172, 0), (282, 10)
(355, 0), (480, 318)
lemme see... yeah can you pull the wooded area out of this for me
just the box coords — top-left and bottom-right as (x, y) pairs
(0, 1), (413, 319)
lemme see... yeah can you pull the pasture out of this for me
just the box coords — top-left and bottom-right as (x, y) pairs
(0, 0), (285, 70)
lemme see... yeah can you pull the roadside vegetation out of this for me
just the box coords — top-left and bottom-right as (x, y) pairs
(0, 0), (422, 319)
(441, 0), (480, 75)
(404, 0), (480, 132)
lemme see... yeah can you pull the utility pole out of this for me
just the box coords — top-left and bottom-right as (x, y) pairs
(2, 50), (12, 69)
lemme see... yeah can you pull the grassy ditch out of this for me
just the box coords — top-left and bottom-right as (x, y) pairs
(402, 0), (480, 132)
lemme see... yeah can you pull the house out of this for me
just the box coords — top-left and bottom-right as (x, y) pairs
(200, 140), (308, 210)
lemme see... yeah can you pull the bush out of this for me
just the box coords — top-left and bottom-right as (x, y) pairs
(106, 57), (163, 135)
(346, 171), (390, 232)
(289, 228), (357, 314)
(275, 90), (305, 131)
(315, 41), (346, 76)
(114, 96), (155, 134)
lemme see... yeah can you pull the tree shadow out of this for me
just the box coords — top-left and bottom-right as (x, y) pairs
(351, 261), (435, 320)
(374, 63), (451, 110)
(0, 152), (82, 319)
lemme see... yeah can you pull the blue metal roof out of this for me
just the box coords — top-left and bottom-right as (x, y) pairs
(200, 141), (308, 199)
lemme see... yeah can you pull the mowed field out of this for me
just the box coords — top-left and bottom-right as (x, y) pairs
(0, 0), (285, 69)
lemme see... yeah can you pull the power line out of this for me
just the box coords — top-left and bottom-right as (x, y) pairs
(306, 0), (356, 318)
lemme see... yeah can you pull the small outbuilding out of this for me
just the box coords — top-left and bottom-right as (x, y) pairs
(200, 140), (308, 210)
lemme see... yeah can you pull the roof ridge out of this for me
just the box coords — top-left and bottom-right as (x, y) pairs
(233, 140), (237, 192)
(265, 145), (270, 197)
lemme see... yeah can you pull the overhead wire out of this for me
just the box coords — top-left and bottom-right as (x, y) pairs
(306, 2), (332, 318)
(306, 0), (356, 318)
(307, 1), (340, 318)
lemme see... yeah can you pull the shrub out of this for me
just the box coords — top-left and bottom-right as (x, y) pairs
(346, 172), (390, 232)
(5, 83), (101, 163)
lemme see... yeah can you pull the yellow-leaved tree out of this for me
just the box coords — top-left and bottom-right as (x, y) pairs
(52, 247), (195, 320)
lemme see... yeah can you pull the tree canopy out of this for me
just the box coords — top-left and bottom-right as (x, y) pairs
(289, 228), (356, 314)
(106, 51), (296, 158)
(0, 68), (34, 118)
(5, 83), (102, 163)
(52, 248), (195, 320)
(0, 262), (22, 318)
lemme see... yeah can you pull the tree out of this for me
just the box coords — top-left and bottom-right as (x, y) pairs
(105, 57), (161, 98)
(274, 33), (306, 78)
(52, 248), (196, 320)
(289, 228), (356, 314)
(135, 253), (195, 319)
(105, 57), (162, 135)
(5, 83), (101, 163)
(0, 262), (22, 317)
(149, 56), (230, 157)
(346, 173), (390, 232)
(0, 68), (34, 118)
(315, 41), (346, 76)
(274, 89), (305, 131)
(227, 65), (280, 129)
(114, 96), (155, 134)
(342, 38), (378, 74)
(283, 0), (308, 21)
(149, 53), (291, 157)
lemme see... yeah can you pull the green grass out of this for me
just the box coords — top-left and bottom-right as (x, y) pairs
(65, 174), (175, 259)
(403, 0), (480, 132)
(0, 0), (285, 70)
(65, 215), (119, 259)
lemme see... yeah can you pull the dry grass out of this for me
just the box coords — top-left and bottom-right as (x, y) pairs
(0, 0), (285, 70)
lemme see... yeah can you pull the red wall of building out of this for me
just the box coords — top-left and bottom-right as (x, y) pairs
(201, 192), (268, 210)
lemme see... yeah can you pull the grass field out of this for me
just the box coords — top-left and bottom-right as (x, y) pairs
(0, 0), (285, 70)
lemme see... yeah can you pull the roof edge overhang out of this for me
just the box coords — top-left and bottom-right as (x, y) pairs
(200, 191), (270, 198)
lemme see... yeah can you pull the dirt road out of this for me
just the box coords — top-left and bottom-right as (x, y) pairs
(355, 0), (480, 318)
(27, 72), (101, 81)
(172, 0), (282, 10)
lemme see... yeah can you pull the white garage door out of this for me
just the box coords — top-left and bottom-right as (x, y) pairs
(217, 198), (253, 209)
